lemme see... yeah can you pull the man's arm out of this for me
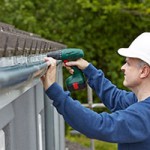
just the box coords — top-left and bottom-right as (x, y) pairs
(46, 82), (149, 143)
(82, 63), (137, 111)
(66, 59), (138, 111)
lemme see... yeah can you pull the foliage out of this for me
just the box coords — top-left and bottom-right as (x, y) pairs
(0, 0), (150, 101)
(66, 133), (117, 150)
(0, 0), (150, 94)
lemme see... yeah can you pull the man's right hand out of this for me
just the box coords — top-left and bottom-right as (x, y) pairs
(64, 58), (89, 74)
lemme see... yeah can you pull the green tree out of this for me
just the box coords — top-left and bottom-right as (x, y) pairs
(0, 0), (150, 100)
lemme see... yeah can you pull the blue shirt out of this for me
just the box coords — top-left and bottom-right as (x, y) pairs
(46, 63), (150, 150)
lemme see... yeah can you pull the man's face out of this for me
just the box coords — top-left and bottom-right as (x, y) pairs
(121, 57), (142, 90)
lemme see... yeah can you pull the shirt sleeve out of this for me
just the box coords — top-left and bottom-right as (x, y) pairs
(45, 83), (150, 143)
(82, 63), (137, 112)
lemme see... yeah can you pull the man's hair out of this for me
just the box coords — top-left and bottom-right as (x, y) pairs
(138, 59), (149, 68)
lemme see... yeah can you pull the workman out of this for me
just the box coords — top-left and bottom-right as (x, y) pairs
(41, 32), (150, 150)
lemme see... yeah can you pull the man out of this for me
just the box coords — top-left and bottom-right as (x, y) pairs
(41, 32), (150, 150)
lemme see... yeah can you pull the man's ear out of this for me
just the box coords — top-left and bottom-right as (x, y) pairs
(140, 65), (150, 78)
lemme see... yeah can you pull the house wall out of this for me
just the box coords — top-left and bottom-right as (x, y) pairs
(0, 22), (66, 150)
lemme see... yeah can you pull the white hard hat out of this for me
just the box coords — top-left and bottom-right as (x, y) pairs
(118, 32), (150, 65)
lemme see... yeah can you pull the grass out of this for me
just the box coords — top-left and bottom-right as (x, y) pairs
(66, 133), (117, 150)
